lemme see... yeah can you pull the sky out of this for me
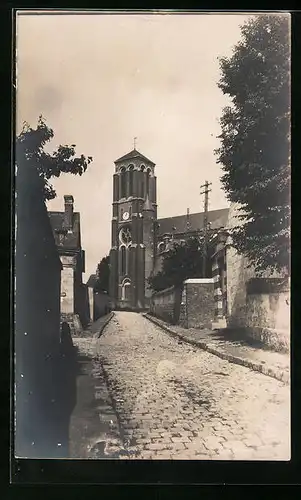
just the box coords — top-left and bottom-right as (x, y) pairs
(16, 11), (251, 280)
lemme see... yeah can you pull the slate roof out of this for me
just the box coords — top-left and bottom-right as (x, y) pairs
(86, 274), (97, 288)
(157, 208), (229, 236)
(48, 211), (81, 250)
(114, 148), (155, 166)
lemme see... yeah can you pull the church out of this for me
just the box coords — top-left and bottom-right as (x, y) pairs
(109, 148), (229, 311)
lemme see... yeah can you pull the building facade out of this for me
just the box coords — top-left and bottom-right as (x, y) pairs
(109, 149), (157, 310)
(109, 148), (229, 313)
(49, 195), (87, 331)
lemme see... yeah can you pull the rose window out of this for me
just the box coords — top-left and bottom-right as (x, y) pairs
(119, 227), (132, 245)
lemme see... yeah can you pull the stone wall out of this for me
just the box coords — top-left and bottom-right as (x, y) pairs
(226, 202), (290, 351)
(150, 278), (215, 329)
(149, 286), (182, 325)
(244, 278), (290, 352)
(94, 291), (111, 321)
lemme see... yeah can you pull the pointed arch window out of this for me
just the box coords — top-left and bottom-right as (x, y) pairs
(120, 167), (126, 198)
(128, 164), (134, 196)
(120, 245), (126, 275)
(140, 165), (145, 198)
(121, 277), (131, 301)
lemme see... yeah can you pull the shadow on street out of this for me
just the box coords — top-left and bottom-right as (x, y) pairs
(15, 341), (80, 459)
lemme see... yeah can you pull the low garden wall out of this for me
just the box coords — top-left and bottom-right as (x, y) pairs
(150, 278), (215, 329)
(244, 277), (290, 352)
(149, 286), (182, 325)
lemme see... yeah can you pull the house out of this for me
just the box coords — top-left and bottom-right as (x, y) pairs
(49, 196), (88, 333)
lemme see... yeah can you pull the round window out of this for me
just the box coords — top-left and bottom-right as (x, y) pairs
(119, 227), (132, 245)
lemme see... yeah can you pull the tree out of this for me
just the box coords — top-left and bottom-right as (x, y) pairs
(94, 255), (110, 294)
(148, 236), (213, 292)
(215, 14), (290, 275)
(16, 116), (93, 201)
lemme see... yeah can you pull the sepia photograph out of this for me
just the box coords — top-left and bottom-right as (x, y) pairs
(15, 10), (290, 461)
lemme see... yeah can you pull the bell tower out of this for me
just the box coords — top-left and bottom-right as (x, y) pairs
(109, 148), (157, 310)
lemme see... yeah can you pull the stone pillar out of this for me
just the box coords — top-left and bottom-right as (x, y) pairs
(150, 176), (157, 205)
(143, 215), (154, 302)
(111, 219), (118, 247)
(60, 254), (82, 335)
(136, 245), (145, 310)
(60, 255), (75, 314)
(184, 278), (215, 329)
(212, 256), (223, 319)
(131, 214), (138, 244)
(113, 174), (119, 202)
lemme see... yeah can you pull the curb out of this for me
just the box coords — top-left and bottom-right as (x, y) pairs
(143, 313), (289, 385)
(93, 311), (115, 339)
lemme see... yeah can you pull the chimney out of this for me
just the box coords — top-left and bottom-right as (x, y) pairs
(63, 195), (74, 231)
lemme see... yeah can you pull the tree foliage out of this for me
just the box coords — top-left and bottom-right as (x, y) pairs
(148, 236), (213, 292)
(94, 255), (110, 294)
(215, 14), (290, 275)
(16, 116), (93, 201)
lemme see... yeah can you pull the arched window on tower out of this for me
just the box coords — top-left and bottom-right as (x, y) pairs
(128, 164), (134, 196)
(146, 168), (151, 196)
(120, 245), (126, 275)
(120, 167), (126, 198)
(139, 165), (145, 198)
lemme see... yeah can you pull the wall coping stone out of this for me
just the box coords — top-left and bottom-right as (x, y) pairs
(184, 278), (214, 284)
(152, 285), (176, 297)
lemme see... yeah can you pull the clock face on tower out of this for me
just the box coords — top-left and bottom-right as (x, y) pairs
(122, 211), (130, 221)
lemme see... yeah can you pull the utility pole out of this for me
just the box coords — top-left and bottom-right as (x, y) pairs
(186, 208), (190, 233)
(200, 181), (212, 277)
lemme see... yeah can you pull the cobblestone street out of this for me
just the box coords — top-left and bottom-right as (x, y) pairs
(88, 311), (290, 460)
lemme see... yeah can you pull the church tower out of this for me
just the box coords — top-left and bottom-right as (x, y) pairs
(109, 148), (157, 310)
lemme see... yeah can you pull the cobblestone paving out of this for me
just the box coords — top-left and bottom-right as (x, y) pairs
(96, 312), (290, 460)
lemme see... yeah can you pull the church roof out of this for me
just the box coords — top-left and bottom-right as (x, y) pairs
(86, 274), (97, 288)
(157, 208), (229, 236)
(114, 148), (155, 166)
(48, 211), (81, 250)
